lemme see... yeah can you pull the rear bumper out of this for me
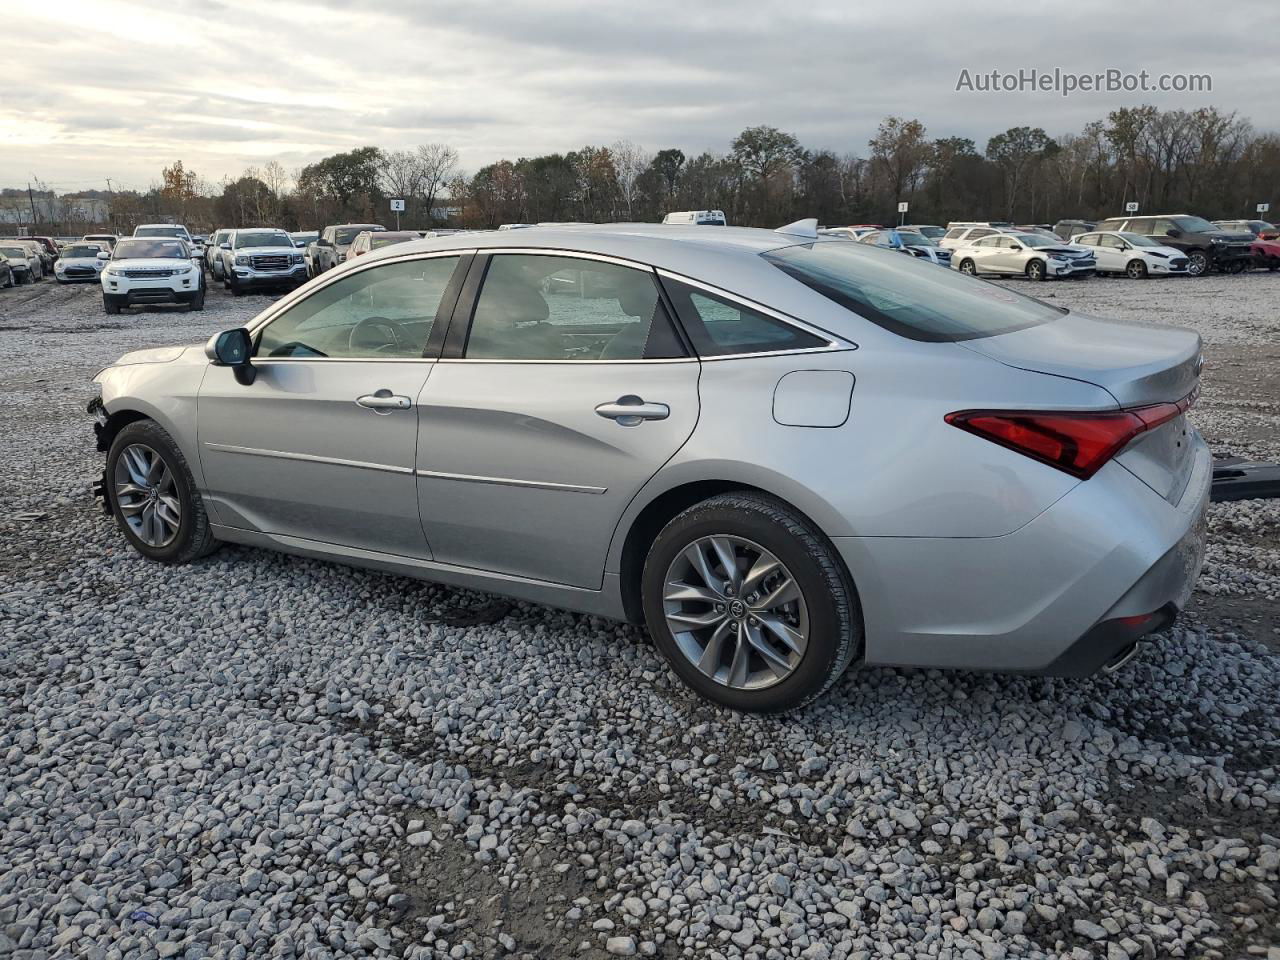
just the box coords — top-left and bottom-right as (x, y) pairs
(836, 435), (1211, 674)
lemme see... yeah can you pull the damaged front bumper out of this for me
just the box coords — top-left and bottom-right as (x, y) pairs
(87, 395), (112, 516)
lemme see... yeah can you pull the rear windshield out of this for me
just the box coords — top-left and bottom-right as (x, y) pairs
(135, 226), (185, 238)
(763, 241), (1063, 343)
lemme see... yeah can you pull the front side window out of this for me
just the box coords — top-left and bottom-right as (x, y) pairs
(1099, 235), (1125, 249)
(763, 241), (1063, 343)
(1173, 216), (1217, 234)
(663, 278), (826, 356)
(465, 254), (683, 361)
(1075, 234), (1099, 247)
(257, 257), (460, 359)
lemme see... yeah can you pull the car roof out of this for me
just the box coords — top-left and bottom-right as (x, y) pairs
(356, 223), (845, 311)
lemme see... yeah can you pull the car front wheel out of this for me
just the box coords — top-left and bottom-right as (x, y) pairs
(959, 259), (977, 275)
(642, 492), (862, 713)
(106, 420), (219, 564)
(1026, 259), (1046, 281)
(1126, 259), (1148, 279)
(1187, 250), (1208, 276)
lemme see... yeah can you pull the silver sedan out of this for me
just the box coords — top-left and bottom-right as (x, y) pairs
(89, 223), (1210, 712)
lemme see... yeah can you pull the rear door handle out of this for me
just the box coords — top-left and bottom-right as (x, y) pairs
(595, 395), (669, 426)
(356, 389), (412, 413)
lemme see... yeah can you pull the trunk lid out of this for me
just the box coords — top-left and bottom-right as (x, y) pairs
(960, 312), (1203, 503)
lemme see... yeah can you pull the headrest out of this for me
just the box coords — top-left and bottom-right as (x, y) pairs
(475, 274), (549, 325)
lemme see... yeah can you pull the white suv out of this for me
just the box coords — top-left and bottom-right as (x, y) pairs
(100, 236), (205, 314)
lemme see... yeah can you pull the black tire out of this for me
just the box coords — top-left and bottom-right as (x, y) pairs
(229, 273), (244, 296)
(1026, 259), (1046, 281)
(188, 288), (205, 311)
(1187, 250), (1209, 277)
(106, 420), (219, 564)
(103, 296), (121, 315)
(1226, 259), (1247, 274)
(642, 492), (862, 713)
(959, 259), (977, 276)
(1126, 259), (1148, 279)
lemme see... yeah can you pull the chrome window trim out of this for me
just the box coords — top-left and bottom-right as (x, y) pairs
(203, 442), (412, 475)
(415, 468), (606, 495)
(245, 248), (477, 336)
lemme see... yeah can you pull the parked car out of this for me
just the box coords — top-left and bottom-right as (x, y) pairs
(1249, 235), (1280, 270)
(951, 231), (1096, 280)
(83, 233), (119, 251)
(1052, 220), (1096, 242)
(313, 223), (387, 274)
(134, 223), (194, 244)
(939, 224), (1018, 251)
(1071, 231), (1190, 278)
(2, 238), (51, 276)
(1212, 219), (1275, 238)
(818, 226), (879, 241)
(0, 252), (14, 287)
(206, 229), (232, 279)
(348, 230), (420, 258)
(26, 236), (62, 262)
(54, 242), (110, 283)
(1094, 215), (1252, 276)
(290, 230), (318, 250)
(218, 228), (307, 295)
(0, 242), (43, 282)
(899, 224), (946, 240)
(857, 228), (952, 266)
(100, 237), (204, 314)
(662, 210), (727, 226)
(88, 223), (1208, 712)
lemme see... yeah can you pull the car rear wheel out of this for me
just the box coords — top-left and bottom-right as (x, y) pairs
(642, 492), (862, 713)
(1187, 250), (1208, 276)
(1126, 259), (1148, 279)
(106, 421), (219, 564)
(1026, 260), (1046, 281)
(959, 259), (977, 275)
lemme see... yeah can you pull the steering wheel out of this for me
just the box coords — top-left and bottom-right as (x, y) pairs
(348, 315), (406, 353)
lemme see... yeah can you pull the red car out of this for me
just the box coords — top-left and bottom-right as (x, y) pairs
(1252, 235), (1280, 270)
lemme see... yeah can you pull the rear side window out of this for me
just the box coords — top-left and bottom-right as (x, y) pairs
(662, 279), (826, 356)
(763, 241), (1063, 343)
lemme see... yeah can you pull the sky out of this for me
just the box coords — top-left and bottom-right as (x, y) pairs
(4, 0), (1278, 193)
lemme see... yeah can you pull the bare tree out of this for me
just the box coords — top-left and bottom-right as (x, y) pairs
(611, 139), (650, 220)
(415, 143), (459, 222)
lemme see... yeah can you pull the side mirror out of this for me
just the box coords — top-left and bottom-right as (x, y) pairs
(205, 328), (257, 385)
(1009, 244), (1022, 251)
(97, 251), (110, 260)
(1165, 229), (1180, 238)
(219, 242), (232, 250)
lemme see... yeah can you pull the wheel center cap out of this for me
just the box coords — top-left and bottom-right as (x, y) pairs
(727, 599), (747, 620)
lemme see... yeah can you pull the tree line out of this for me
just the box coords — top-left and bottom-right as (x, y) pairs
(9, 104), (1277, 234)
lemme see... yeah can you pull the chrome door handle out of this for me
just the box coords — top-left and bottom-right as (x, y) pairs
(356, 390), (412, 413)
(595, 395), (670, 426)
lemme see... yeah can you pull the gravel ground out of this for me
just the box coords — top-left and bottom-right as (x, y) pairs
(1, 273), (1278, 960)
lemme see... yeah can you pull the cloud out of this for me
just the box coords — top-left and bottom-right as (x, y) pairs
(3, 0), (1277, 190)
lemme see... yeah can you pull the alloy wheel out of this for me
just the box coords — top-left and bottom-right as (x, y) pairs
(1188, 252), (1207, 276)
(113, 443), (181, 547)
(662, 535), (809, 690)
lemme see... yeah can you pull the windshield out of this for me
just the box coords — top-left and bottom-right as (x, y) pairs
(1016, 234), (1057, 248)
(1120, 233), (1160, 247)
(135, 226), (185, 238)
(1173, 216), (1217, 233)
(371, 235), (414, 249)
(113, 239), (187, 260)
(914, 226), (945, 239)
(235, 231), (293, 248)
(899, 233), (938, 247)
(62, 245), (101, 258)
(764, 241), (1062, 343)
(336, 227), (378, 244)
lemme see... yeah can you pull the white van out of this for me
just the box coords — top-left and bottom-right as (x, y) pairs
(662, 210), (727, 226)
